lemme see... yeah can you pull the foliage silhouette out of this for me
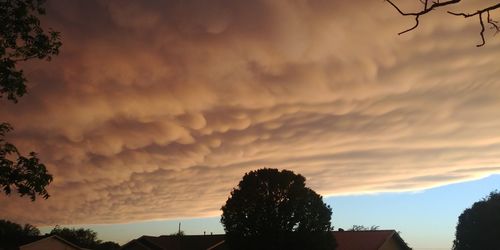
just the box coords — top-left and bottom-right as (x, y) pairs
(348, 225), (380, 231)
(1, 0), (61, 102)
(221, 168), (336, 250)
(0, 219), (40, 250)
(50, 226), (102, 249)
(0, 123), (52, 200)
(453, 191), (500, 250)
(0, 0), (60, 200)
(169, 230), (185, 236)
(95, 241), (121, 250)
(0, 222), (120, 250)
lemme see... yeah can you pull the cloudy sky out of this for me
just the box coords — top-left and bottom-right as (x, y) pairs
(1, 0), (500, 249)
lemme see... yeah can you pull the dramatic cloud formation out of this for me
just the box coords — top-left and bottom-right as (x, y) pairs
(1, 0), (499, 225)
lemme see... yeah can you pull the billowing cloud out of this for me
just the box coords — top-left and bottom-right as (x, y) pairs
(1, 0), (499, 225)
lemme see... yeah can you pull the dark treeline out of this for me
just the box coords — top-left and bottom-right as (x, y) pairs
(0, 220), (119, 250)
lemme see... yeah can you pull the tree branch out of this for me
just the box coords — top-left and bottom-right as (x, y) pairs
(448, 3), (500, 47)
(479, 13), (486, 47)
(387, 0), (462, 16)
(386, 0), (462, 34)
(487, 11), (500, 32)
(387, 0), (500, 47)
(448, 3), (500, 17)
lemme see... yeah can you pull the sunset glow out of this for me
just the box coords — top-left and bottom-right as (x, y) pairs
(1, 1), (500, 249)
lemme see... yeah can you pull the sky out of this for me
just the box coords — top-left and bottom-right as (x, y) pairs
(1, 0), (500, 249)
(38, 174), (500, 250)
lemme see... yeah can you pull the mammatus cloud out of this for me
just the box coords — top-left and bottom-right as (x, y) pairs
(1, 0), (499, 225)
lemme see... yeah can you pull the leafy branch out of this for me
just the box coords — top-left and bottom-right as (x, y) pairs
(0, 123), (52, 200)
(0, 0), (60, 200)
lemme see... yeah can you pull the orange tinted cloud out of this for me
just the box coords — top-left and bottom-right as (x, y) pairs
(1, 0), (499, 225)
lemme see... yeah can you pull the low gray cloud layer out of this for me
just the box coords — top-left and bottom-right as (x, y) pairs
(1, 0), (499, 225)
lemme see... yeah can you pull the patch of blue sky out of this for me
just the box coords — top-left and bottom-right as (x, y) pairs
(40, 174), (500, 249)
(327, 174), (500, 250)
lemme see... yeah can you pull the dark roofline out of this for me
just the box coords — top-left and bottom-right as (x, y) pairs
(124, 231), (411, 250)
(333, 229), (412, 250)
(156, 234), (226, 237)
(334, 229), (397, 233)
(20, 235), (83, 249)
(121, 234), (227, 250)
(120, 237), (144, 249)
(378, 230), (397, 250)
(121, 236), (163, 250)
(206, 240), (225, 250)
(388, 231), (412, 250)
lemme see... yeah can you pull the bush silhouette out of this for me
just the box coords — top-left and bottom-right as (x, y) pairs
(453, 191), (500, 250)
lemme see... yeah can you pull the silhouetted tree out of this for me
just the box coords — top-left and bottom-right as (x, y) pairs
(169, 230), (185, 236)
(95, 241), (121, 250)
(386, 0), (499, 47)
(452, 191), (500, 250)
(0, 0), (61, 200)
(221, 168), (336, 250)
(1, 0), (61, 101)
(49, 226), (121, 250)
(348, 225), (380, 231)
(0, 219), (40, 250)
(50, 226), (102, 249)
(1, 123), (52, 200)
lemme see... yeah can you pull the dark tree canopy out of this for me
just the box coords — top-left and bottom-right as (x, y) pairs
(1, 0), (61, 102)
(0, 0), (60, 200)
(453, 191), (500, 250)
(221, 168), (336, 250)
(348, 225), (380, 231)
(0, 123), (52, 200)
(50, 226), (102, 249)
(94, 241), (121, 250)
(0, 219), (40, 250)
(169, 230), (185, 236)
(0, 222), (119, 250)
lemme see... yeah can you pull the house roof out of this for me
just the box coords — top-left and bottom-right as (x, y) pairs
(122, 230), (410, 250)
(122, 235), (227, 250)
(20, 235), (84, 250)
(332, 230), (410, 250)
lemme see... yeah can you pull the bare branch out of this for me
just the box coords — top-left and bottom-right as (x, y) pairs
(448, 3), (500, 17)
(447, 3), (500, 47)
(387, 0), (461, 16)
(399, 15), (420, 34)
(387, 0), (500, 47)
(478, 13), (486, 47)
(387, 0), (461, 35)
(488, 11), (500, 33)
